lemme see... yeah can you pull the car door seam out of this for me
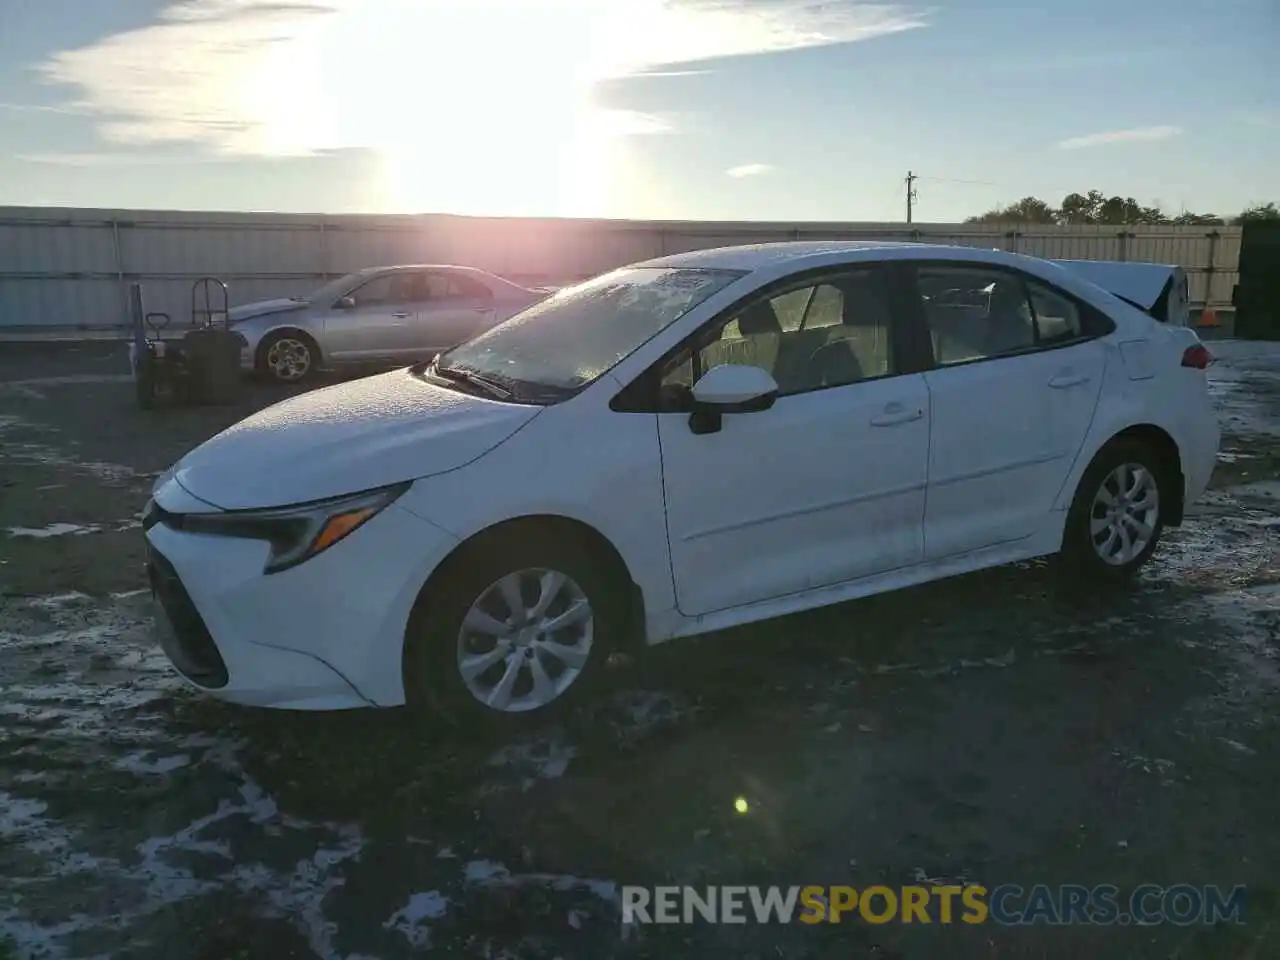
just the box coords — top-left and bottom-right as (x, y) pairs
(1047, 349), (1111, 510)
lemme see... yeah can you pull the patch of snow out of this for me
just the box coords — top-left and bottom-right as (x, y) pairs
(114, 752), (191, 776)
(7, 522), (99, 538)
(23, 592), (92, 608)
(487, 733), (577, 790)
(463, 859), (620, 905)
(384, 891), (449, 948)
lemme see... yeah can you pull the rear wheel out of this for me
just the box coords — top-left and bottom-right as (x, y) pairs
(1059, 439), (1166, 584)
(404, 533), (622, 727)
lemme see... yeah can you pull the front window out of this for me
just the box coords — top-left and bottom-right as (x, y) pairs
(435, 267), (744, 399)
(307, 269), (380, 307)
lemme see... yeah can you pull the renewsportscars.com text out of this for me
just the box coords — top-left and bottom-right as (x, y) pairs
(621, 884), (1247, 926)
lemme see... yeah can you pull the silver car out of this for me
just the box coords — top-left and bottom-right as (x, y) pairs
(229, 265), (552, 382)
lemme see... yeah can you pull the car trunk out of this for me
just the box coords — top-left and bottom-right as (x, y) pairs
(1052, 260), (1189, 326)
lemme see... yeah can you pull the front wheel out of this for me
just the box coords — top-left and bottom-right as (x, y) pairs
(258, 332), (317, 383)
(1059, 439), (1166, 584)
(404, 535), (621, 727)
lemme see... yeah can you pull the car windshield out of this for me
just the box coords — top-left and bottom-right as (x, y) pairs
(435, 267), (744, 397)
(305, 269), (379, 306)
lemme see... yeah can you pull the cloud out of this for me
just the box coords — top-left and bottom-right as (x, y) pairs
(0, 101), (86, 115)
(1238, 112), (1280, 130)
(36, 0), (927, 157)
(14, 151), (229, 167)
(626, 69), (713, 78)
(726, 163), (773, 178)
(1057, 125), (1183, 149)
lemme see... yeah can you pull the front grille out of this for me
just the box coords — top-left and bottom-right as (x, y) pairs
(146, 543), (229, 689)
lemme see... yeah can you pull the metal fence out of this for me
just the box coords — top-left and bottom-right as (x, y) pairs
(0, 206), (1241, 330)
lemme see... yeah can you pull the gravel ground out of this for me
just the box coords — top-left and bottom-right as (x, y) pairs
(1, 340), (1278, 960)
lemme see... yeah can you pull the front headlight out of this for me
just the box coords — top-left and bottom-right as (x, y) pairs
(180, 482), (409, 574)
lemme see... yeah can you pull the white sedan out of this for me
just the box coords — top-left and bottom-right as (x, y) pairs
(144, 242), (1220, 722)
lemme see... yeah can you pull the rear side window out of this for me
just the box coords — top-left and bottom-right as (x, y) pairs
(917, 267), (1036, 364)
(916, 265), (1105, 366)
(1026, 281), (1082, 344)
(446, 274), (494, 299)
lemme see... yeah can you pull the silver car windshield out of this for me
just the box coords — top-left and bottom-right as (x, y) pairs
(435, 267), (744, 396)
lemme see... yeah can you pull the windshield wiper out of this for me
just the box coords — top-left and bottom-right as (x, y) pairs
(429, 360), (513, 400)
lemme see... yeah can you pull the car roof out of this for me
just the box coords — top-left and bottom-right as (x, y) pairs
(368, 264), (491, 274)
(635, 240), (1046, 273)
(633, 240), (1155, 332)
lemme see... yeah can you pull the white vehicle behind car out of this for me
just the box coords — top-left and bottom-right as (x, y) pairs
(228, 264), (552, 382)
(144, 242), (1220, 724)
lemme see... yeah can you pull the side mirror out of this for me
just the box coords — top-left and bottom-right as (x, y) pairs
(688, 364), (779, 435)
(336, 296), (356, 310)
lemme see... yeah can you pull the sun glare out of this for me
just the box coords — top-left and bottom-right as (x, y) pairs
(249, 0), (653, 215)
(40, 0), (927, 216)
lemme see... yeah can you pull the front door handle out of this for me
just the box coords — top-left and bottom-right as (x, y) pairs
(391, 311), (411, 319)
(871, 404), (924, 427)
(1049, 372), (1091, 389)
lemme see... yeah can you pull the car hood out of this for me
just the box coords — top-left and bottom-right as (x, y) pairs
(173, 368), (542, 509)
(229, 297), (309, 323)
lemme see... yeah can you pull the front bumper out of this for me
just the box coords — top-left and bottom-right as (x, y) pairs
(144, 499), (459, 710)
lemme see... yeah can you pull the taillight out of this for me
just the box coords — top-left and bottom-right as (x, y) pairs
(1181, 344), (1212, 369)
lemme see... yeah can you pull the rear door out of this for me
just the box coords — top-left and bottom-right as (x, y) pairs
(908, 263), (1108, 559)
(411, 272), (499, 355)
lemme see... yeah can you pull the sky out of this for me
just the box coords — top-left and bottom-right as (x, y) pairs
(0, 0), (1277, 222)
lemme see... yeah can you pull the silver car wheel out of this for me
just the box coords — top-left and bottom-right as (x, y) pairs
(1089, 462), (1160, 566)
(456, 568), (594, 713)
(265, 337), (312, 382)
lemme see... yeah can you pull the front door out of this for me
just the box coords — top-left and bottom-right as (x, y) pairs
(323, 271), (422, 362)
(909, 263), (1106, 559)
(656, 266), (930, 617)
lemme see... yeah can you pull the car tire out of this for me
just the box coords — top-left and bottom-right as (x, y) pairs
(1059, 438), (1167, 585)
(257, 331), (318, 384)
(403, 531), (623, 729)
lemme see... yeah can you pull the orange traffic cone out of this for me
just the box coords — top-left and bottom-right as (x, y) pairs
(1197, 307), (1220, 328)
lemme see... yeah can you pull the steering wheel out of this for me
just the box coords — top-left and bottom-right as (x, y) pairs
(805, 340), (862, 387)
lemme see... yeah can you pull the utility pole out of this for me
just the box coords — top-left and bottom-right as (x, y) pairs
(905, 170), (919, 224)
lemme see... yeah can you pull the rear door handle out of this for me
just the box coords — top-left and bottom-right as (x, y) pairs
(391, 311), (411, 319)
(871, 404), (924, 427)
(1048, 372), (1091, 389)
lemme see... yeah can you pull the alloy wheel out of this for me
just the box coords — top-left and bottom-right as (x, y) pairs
(455, 568), (594, 713)
(265, 337), (312, 381)
(1089, 462), (1160, 566)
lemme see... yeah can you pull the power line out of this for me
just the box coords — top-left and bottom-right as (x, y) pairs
(917, 175), (1002, 188)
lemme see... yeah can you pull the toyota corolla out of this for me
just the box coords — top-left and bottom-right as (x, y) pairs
(144, 241), (1220, 724)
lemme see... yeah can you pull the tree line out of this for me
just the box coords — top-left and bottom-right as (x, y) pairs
(966, 191), (1280, 226)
